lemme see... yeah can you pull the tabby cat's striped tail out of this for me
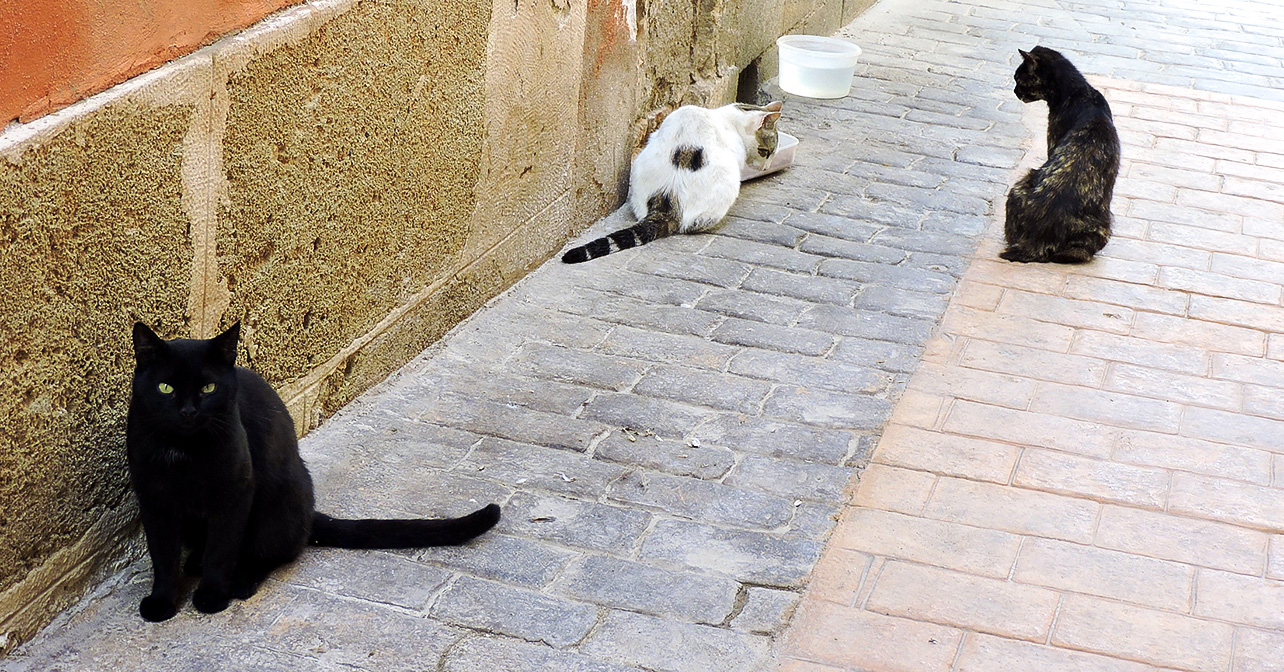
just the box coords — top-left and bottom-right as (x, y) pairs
(561, 194), (680, 264)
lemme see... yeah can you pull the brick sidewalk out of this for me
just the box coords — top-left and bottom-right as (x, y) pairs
(5, 0), (1284, 670)
(781, 1), (1284, 669)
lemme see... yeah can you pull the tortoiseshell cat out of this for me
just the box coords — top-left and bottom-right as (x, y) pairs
(127, 322), (500, 621)
(562, 101), (783, 263)
(1001, 46), (1120, 264)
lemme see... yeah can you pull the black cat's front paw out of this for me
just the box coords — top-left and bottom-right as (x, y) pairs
(139, 594), (178, 622)
(191, 585), (230, 614)
(229, 580), (260, 601)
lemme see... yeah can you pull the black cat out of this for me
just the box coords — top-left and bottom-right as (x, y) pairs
(126, 322), (500, 622)
(1001, 46), (1121, 264)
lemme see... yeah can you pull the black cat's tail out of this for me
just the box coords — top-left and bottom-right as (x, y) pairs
(561, 193), (680, 264)
(309, 503), (500, 549)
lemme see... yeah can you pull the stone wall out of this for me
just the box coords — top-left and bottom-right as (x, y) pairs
(0, 0), (874, 651)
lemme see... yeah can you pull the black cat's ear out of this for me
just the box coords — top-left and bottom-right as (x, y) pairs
(209, 322), (241, 366)
(132, 322), (166, 365)
(1019, 49), (1035, 62)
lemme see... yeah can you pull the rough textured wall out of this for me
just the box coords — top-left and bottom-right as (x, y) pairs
(217, 0), (488, 392)
(0, 105), (193, 643)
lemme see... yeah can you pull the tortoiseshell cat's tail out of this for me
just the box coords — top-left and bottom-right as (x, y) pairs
(561, 193), (681, 264)
(309, 503), (500, 549)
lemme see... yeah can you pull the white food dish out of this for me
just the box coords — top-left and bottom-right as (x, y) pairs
(740, 131), (798, 181)
(776, 35), (862, 99)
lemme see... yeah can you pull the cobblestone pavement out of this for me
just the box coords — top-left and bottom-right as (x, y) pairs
(6, 0), (1284, 670)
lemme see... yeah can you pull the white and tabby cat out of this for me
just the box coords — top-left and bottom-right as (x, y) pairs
(562, 101), (783, 264)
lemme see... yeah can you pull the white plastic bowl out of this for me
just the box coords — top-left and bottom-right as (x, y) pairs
(741, 132), (798, 181)
(776, 35), (862, 99)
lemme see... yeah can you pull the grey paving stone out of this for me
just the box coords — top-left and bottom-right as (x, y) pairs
(281, 548), (452, 611)
(830, 337), (925, 373)
(422, 368), (595, 416)
(429, 575), (599, 647)
(728, 348), (891, 394)
(870, 227), (976, 256)
(796, 304), (937, 344)
(692, 414), (853, 464)
(415, 395), (609, 453)
(905, 249), (971, 276)
(443, 635), (644, 672)
(633, 364), (774, 415)
(320, 467), (510, 521)
(301, 416), (479, 486)
(543, 285), (722, 338)
(596, 325), (740, 370)
(725, 199), (794, 223)
(786, 501), (847, 540)
(741, 267), (858, 306)
(854, 284), (952, 318)
(955, 143), (1026, 168)
(710, 317), (837, 357)
(498, 491), (652, 554)
(607, 469), (796, 530)
(785, 210), (882, 242)
(731, 587), (803, 635)
(695, 288), (811, 325)
(866, 181), (992, 216)
(413, 533), (578, 589)
(581, 391), (715, 438)
(820, 194), (924, 227)
(763, 385), (894, 430)
(639, 520), (822, 588)
(714, 217), (808, 247)
(456, 438), (627, 499)
(625, 248), (754, 287)
(553, 555), (740, 624)
(512, 342), (645, 391)
(701, 235), (823, 274)
(581, 611), (772, 672)
(799, 235), (908, 264)
(724, 454), (853, 503)
(593, 431), (736, 480)
(585, 269), (711, 306)
(251, 584), (464, 671)
(818, 258), (958, 295)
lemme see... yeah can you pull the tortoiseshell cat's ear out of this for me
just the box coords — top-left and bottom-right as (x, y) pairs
(209, 322), (241, 366)
(1019, 48), (1035, 62)
(132, 322), (166, 365)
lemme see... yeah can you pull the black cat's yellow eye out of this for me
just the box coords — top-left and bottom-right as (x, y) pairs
(157, 383), (174, 394)
(201, 383), (216, 394)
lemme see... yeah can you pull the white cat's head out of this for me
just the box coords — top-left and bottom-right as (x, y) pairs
(720, 101), (783, 171)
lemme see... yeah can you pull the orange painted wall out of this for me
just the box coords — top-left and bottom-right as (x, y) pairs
(1, 0), (302, 124)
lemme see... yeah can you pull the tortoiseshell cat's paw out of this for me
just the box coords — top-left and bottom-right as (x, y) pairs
(191, 585), (230, 614)
(999, 246), (1035, 263)
(139, 594), (178, 622)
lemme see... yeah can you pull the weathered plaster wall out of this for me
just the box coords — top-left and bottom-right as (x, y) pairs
(0, 0), (881, 652)
(0, 0), (302, 124)
(0, 98), (195, 647)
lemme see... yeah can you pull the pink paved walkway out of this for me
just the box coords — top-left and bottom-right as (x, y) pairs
(779, 74), (1284, 672)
